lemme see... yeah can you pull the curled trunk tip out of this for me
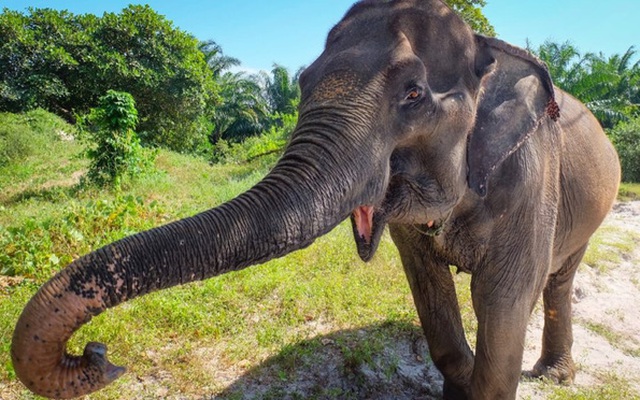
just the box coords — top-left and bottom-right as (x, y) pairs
(11, 273), (126, 399)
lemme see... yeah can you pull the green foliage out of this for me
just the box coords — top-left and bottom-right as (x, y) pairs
(532, 41), (640, 129)
(0, 195), (165, 279)
(207, 64), (302, 146)
(199, 40), (241, 79)
(95, 5), (217, 153)
(81, 90), (155, 187)
(0, 6), (217, 153)
(445, 0), (495, 36)
(210, 72), (269, 143)
(0, 108), (73, 167)
(618, 182), (640, 200)
(262, 64), (302, 116)
(609, 116), (640, 182)
(0, 8), (79, 115)
(212, 112), (297, 164)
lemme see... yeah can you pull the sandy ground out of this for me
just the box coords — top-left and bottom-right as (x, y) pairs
(518, 201), (640, 399)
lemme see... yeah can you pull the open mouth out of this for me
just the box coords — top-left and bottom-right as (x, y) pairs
(351, 205), (451, 262)
(350, 205), (386, 262)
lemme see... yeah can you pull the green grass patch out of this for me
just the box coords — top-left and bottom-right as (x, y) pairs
(618, 182), (640, 201)
(546, 372), (640, 399)
(582, 320), (640, 357)
(582, 225), (638, 274)
(0, 109), (74, 168)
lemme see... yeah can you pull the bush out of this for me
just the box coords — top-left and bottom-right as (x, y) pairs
(0, 109), (74, 167)
(0, 6), (217, 154)
(80, 90), (155, 187)
(609, 116), (640, 182)
(212, 112), (297, 164)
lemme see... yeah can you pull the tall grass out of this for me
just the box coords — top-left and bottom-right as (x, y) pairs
(0, 109), (74, 167)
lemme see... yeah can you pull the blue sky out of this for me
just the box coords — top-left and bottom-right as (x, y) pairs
(1, 1), (638, 73)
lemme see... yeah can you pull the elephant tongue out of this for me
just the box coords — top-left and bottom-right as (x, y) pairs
(353, 206), (374, 244)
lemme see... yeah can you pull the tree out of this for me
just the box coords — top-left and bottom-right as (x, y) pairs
(261, 64), (302, 116)
(198, 40), (241, 78)
(533, 41), (583, 89)
(210, 72), (269, 143)
(532, 41), (640, 129)
(445, 0), (495, 36)
(89, 5), (217, 152)
(578, 48), (640, 128)
(609, 116), (640, 182)
(0, 6), (218, 153)
(0, 8), (91, 117)
(81, 90), (154, 187)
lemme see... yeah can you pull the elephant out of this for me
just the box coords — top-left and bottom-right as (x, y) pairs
(11, 0), (620, 399)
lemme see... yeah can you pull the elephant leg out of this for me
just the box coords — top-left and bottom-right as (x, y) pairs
(530, 244), (586, 383)
(469, 254), (549, 399)
(390, 225), (474, 399)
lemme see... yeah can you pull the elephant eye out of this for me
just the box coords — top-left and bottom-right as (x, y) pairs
(405, 88), (422, 102)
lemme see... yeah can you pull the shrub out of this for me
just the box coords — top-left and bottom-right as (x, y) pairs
(609, 116), (640, 182)
(81, 90), (155, 187)
(212, 112), (297, 164)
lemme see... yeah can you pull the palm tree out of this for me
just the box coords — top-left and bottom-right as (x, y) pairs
(210, 72), (269, 143)
(577, 48), (639, 128)
(198, 40), (241, 78)
(533, 41), (584, 90)
(533, 41), (640, 129)
(261, 64), (302, 116)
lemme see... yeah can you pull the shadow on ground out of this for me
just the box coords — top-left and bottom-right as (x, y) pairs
(213, 322), (444, 400)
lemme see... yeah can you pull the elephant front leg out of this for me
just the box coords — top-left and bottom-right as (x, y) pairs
(469, 259), (549, 399)
(390, 226), (474, 399)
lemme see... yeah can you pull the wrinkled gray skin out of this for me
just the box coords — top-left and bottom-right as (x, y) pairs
(12, 1), (620, 399)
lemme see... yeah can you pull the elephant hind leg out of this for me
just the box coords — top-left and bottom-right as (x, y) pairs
(528, 243), (588, 383)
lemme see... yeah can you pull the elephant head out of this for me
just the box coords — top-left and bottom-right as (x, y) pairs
(12, 0), (559, 398)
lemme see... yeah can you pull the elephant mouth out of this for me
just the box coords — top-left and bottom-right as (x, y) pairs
(351, 205), (452, 262)
(351, 205), (387, 262)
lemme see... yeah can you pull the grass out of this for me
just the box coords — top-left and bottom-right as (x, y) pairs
(617, 182), (640, 201)
(582, 320), (640, 358)
(546, 372), (639, 399)
(581, 225), (638, 274)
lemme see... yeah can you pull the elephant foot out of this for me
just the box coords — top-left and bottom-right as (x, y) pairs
(443, 379), (468, 400)
(523, 356), (575, 384)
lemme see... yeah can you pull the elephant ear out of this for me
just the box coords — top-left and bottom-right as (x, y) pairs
(468, 35), (560, 197)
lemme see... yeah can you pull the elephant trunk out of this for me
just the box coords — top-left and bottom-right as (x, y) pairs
(11, 120), (374, 398)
